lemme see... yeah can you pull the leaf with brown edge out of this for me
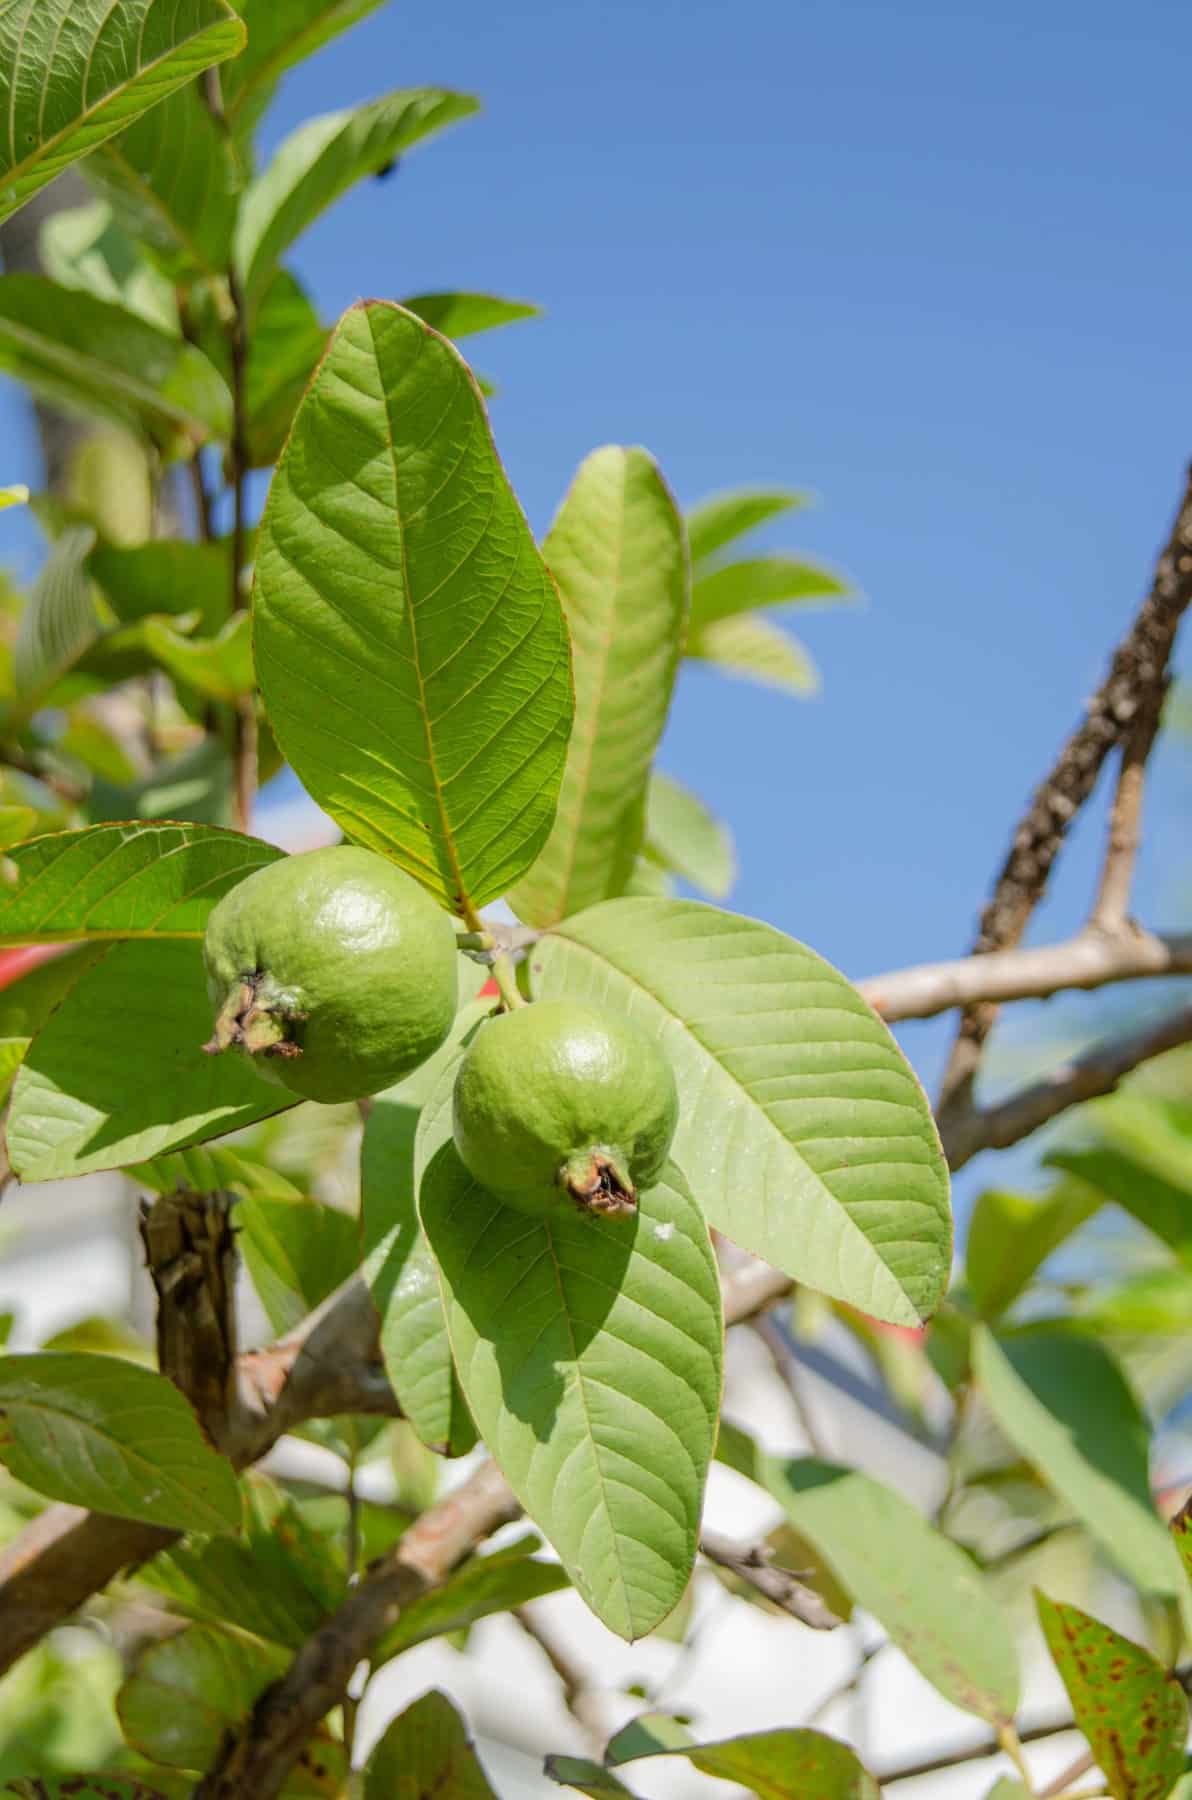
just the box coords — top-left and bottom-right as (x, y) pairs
(1035, 1591), (1188, 1800)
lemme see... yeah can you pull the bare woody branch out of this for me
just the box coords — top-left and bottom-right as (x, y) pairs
(940, 1000), (1192, 1171)
(938, 462), (1192, 1111)
(699, 1530), (841, 1630)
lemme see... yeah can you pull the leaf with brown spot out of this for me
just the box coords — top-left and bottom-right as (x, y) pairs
(1035, 1591), (1187, 1800)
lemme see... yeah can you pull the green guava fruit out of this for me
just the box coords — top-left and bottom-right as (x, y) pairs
(202, 845), (457, 1103)
(452, 998), (679, 1219)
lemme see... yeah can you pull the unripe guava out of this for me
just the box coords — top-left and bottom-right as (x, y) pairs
(452, 998), (678, 1219)
(202, 845), (457, 1103)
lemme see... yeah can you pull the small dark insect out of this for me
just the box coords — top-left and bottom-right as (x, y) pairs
(374, 158), (400, 181)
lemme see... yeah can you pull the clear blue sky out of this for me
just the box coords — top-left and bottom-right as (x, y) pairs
(6, 0), (1190, 1194)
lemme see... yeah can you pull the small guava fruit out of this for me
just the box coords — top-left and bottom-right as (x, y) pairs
(202, 845), (457, 1103)
(452, 997), (679, 1220)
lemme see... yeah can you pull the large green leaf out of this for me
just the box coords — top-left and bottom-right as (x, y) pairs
(362, 995), (490, 1454)
(1036, 1593), (1187, 1800)
(686, 488), (810, 564)
(235, 90), (479, 305)
(602, 1723), (880, 1800)
(374, 1536), (569, 1662)
(9, 524), (100, 721)
(419, 1148), (723, 1640)
(688, 611), (819, 696)
(691, 554), (850, 630)
(222, 0), (386, 139)
(89, 536), (231, 631)
(534, 898), (951, 1325)
(718, 1425), (1019, 1725)
(401, 292), (540, 340)
(643, 771), (735, 899)
(254, 301), (572, 912)
(0, 0), (245, 225)
(88, 85), (243, 282)
(508, 447), (688, 926)
(0, 1351), (240, 1533)
(7, 938), (292, 1181)
(0, 822), (281, 944)
(964, 1184), (1100, 1320)
(0, 276), (231, 456)
(364, 1690), (498, 1800)
(973, 1328), (1186, 1600)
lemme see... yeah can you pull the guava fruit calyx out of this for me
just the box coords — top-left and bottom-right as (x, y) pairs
(559, 1145), (637, 1220)
(203, 972), (305, 1063)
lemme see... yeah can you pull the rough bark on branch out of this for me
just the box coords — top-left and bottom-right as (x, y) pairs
(700, 1530), (842, 1629)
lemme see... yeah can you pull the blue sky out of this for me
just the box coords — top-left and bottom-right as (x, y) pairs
(5, 0), (1189, 1196)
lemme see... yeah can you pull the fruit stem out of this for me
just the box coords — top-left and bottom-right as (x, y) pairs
(491, 950), (526, 1012)
(455, 930), (495, 954)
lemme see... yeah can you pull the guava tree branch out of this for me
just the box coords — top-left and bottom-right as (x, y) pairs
(937, 461), (1192, 1114)
(939, 1000), (1192, 1171)
(699, 1529), (841, 1629)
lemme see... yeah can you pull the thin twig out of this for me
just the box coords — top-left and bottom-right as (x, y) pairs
(938, 462), (1192, 1114)
(1088, 687), (1166, 929)
(699, 1530), (841, 1630)
(751, 1312), (829, 1457)
(189, 452), (215, 543)
(514, 1603), (607, 1748)
(940, 1001), (1192, 1170)
(1039, 1747), (1096, 1799)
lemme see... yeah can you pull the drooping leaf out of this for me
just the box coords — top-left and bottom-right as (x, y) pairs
(236, 1192), (361, 1336)
(401, 292), (541, 340)
(7, 938), (293, 1181)
(242, 269), (328, 468)
(964, 1184), (1100, 1320)
(363, 1690), (498, 1800)
(534, 897), (951, 1325)
(691, 554), (850, 632)
(508, 446), (688, 926)
(254, 300), (573, 911)
(1048, 1145), (1192, 1263)
(362, 995), (491, 1454)
(88, 85), (243, 283)
(374, 1536), (569, 1662)
(235, 91), (479, 305)
(643, 771), (736, 899)
(221, 0), (387, 139)
(10, 524), (100, 720)
(420, 1147), (723, 1641)
(605, 1724), (880, 1800)
(0, 822), (281, 945)
(688, 611), (819, 696)
(686, 488), (811, 564)
(0, 1352), (240, 1533)
(973, 1328), (1186, 1601)
(88, 537), (230, 631)
(0, 0), (245, 225)
(718, 1424), (1019, 1725)
(1036, 1592), (1187, 1800)
(0, 277), (231, 456)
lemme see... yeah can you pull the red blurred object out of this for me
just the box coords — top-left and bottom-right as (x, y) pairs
(0, 944), (65, 991)
(478, 977), (499, 998)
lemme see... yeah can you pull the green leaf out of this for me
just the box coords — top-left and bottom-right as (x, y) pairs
(1035, 1592), (1187, 1800)
(545, 1758), (641, 1800)
(1048, 1145), (1192, 1262)
(0, 276), (231, 457)
(88, 537), (230, 632)
(419, 1147), (723, 1640)
(401, 292), (541, 340)
(643, 771), (735, 899)
(605, 1725), (880, 1800)
(118, 1622), (285, 1768)
(973, 1328), (1186, 1600)
(686, 488), (811, 564)
(965, 1184), (1100, 1321)
(237, 1193), (361, 1336)
(0, 0), (245, 225)
(2, 1782), (176, 1800)
(374, 1537), (569, 1662)
(0, 943), (106, 1036)
(984, 1785), (1031, 1800)
(38, 196), (176, 329)
(688, 611), (819, 696)
(254, 300), (573, 911)
(362, 997), (491, 1454)
(0, 822), (281, 945)
(130, 1142), (302, 1199)
(222, 0), (386, 139)
(604, 1715), (695, 1763)
(7, 938), (293, 1181)
(139, 612), (254, 702)
(691, 554), (850, 631)
(235, 90), (479, 305)
(534, 897), (951, 1326)
(10, 524), (100, 719)
(507, 447), (688, 927)
(717, 1425), (1019, 1724)
(0, 1351), (240, 1532)
(90, 737), (234, 828)
(364, 1690), (498, 1800)
(0, 484), (28, 510)
(242, 269), (328, 468)
(87, 85), (243, 283)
